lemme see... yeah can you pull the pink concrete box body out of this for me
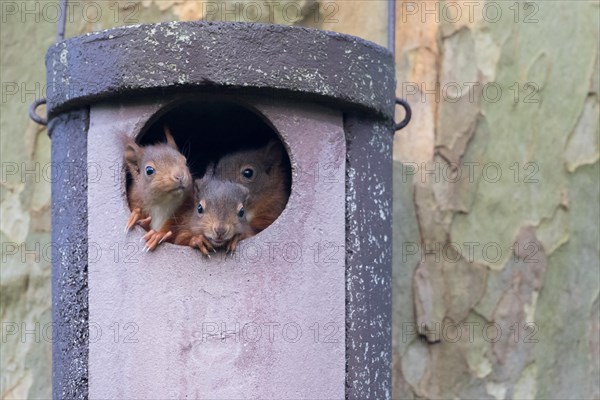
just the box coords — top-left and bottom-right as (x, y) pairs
(87, 98), (346, 398)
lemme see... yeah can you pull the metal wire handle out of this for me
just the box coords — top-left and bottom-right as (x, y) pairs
(29, 98), (48, 126)
(395, 98), (412, 131)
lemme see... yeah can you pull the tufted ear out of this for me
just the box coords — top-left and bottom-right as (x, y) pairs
(164, 124), (179, 150)
(203, 163), (215, 179)
(193, 178), (203, 193)
(195, 163), (215, 191)
(262, 139), (284, 173)
(122, 135), (143, 177)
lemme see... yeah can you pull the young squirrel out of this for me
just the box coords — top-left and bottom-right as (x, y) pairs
(122, 125), (193, 251)
(213, 139), (290, 234)
(174, 167), (252, 255)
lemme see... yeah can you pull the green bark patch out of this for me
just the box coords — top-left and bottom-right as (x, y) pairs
(451, 1), (599, 268)
(535, 161), (600, 399)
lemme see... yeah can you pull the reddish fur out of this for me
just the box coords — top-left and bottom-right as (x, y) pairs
(248, 188), (289, 233)
(122, 125), (193, 250)
(213, 140), (290, 234)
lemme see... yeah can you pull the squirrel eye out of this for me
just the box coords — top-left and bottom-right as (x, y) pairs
(145, 166), (155, 176)
(238, 207), (245, 218)
(197, 203), (204, 214)
(242, 168), (254, 179)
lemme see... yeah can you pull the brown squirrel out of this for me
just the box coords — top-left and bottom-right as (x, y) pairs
(122, 125), (193, 251)
(174, 166), (252, 255)
(213, 139), (290, 234)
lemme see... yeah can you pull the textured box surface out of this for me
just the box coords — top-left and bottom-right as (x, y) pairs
(87, 97), (346, 398)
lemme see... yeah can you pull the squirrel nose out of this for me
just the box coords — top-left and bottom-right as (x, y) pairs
(214, 225), (227, 238)
(173, 174), (184, 182)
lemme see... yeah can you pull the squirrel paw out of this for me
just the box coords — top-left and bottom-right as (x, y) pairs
(137, 216), (152, 231)
(143, 229), (173, 252)
(226, 237), (241, 255)
(125, 208), (143, 232)
(226, 232), (251, 255)
(190, 235), (214, 257)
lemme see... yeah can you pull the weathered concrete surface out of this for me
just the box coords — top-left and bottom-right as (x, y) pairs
(87, 97), (346, 398)
(49, 109), (90, 400)
(45, 21), (395, 120)
(345, 115), (393, 399)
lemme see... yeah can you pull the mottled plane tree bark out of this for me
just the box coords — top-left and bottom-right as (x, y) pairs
(1, 1), (597, 398)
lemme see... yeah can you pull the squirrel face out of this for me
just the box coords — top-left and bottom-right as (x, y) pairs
(191, 177), (250, 248)
(122, 126), (194, 235)
(138, 145), (192, 204)
(213, 140), (291, 226)
(123, 129), (192, 208)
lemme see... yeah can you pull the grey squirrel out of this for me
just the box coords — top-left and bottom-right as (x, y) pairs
(122, 125), (193, 251)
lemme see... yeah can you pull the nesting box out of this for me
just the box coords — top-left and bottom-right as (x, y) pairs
(47, 22), (396, 399)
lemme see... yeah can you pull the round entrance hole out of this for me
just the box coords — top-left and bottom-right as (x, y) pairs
(128, 99), (292, 251)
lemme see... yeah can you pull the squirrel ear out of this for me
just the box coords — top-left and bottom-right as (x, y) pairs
(203, 163), (215, 178)
(123, 138), (143, 175)
(193, 178), (203, 193)
(195, 163), (214, 189)
(164, 124), (179, 150)
(193, 178), (207, 195)
(263, 139), (284, 172)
